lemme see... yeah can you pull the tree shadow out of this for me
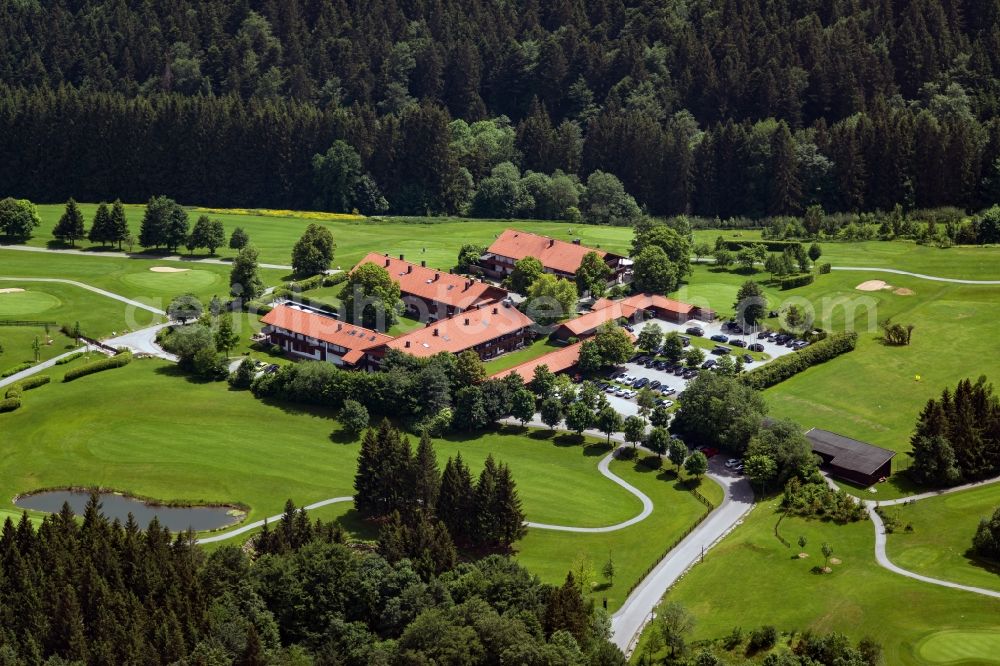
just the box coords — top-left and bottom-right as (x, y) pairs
(335, 507), (378, 540)
(962, 551), (1000, 577)
(552, 433), (586, 448)
(582, 442), (612, 457)
(528, 429), (556, 441)
(328, 428), (359, 445)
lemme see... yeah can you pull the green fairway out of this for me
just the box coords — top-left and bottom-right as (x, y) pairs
(25, 203), (636, 270)
(516, 458), (716, 611)
(632, 503), (1000, 665)
(915, 629), (1000, 665)
(671, 264), (1000, 469)
(0, 360), (643, 530)
(0, 281), (163, 374)
(0, 289), (61, 316)
(887, 482), (1000, 592)
(120, 268), (222, 293)
(0, 249), (287, 310)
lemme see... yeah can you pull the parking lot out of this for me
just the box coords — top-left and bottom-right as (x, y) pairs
(597, 316), (805, 418)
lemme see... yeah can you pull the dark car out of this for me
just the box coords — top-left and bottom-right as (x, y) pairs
(645, 358), (657, 368)
(655, 361), (667, 370)
(742, 354), (754, 364)
(748, 343), (764, 352)
(757, 330), (770, 339)
(683, 369), (698, 379)
(686, 326), (704, 336)
(775, 334), (791, 345)
(673, 365), (686, 376)
(730, 338), (747, 348)
(649, 380), (661, 390)
(701, 359), (717, 369)
(710, 333), (729, 343)
(680, 336), (691, 347)
(634, 377), (649, 389)
(712, 346), (730, 355)
(630, 353), (643, 363)
(265, 364), (280, 374)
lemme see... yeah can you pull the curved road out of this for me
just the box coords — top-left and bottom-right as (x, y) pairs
(832, 266), (1000, 285)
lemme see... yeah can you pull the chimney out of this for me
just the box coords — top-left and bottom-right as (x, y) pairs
(433, 329), (440, 336)
(384, 258), (390, 267)
(407, 266), (413, 274)
(548, 239), (555, 247)
(464, 318), (470, 325)
(405, 340), (411, 348)
(432, 274), (439, 282)
(492, 307), (498, 314)
(573, 238), (581, 245)
(337, 324), (343, 331)
(464, 279), (473, 291)
(399, 254), (405, 261)
(421, 260), (426, 267)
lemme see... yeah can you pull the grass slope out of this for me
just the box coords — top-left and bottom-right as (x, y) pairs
(887, 482), (1000, 592)
(633, 504), (1000, 665)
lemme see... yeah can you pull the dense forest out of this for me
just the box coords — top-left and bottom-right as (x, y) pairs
(1, 0), (999, 217)
(0, 495), (621, 665)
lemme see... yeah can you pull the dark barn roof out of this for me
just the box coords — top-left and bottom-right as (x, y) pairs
(805, 428), (896, 475)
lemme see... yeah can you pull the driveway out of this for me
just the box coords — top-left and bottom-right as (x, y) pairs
(105, 323), (178, 361)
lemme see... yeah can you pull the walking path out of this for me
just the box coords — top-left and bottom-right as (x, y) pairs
(832, 266), (1000, 285)
(0, 243), (294, 271)
(105, 323), (177, 361)
(197, 496), (354, 544)
(824, 472), (1000, 600)
(0, 346), (88, 389)
(0, 276), (166, 315)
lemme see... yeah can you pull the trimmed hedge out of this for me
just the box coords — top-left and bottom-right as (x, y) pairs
(55, 352), (85, 365)
(0, 397), (21, 413)
(740, 332), (857, 390)
(4, 375), (49, 399)
(724, 239), (802, 252)
(285, 271), (348, 292)
(1, 362), (34, 378)
(780, 274), (814, 290)
(818, 262), (832, 274)
(63, 352), (132, 382)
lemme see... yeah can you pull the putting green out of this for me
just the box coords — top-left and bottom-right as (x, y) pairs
(916, 629), (1000, 664)
(0, 290), (61, 316)
(121, 269), (220, 293)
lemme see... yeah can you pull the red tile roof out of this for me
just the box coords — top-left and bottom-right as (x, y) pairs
(557, 302), (642, 337)
(385, 303), (535, 358)
(618, 293), (694, 315)
(491, 341), (585, 382)
(486, 229), (614, 275)
(355, 252), (506, 309)
(261, 304), (393, 360)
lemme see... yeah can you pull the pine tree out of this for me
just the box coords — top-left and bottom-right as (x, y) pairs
(353, 427), (383, 517)
(437, 454), (475, 546)
(229, 244), (264, 300)
(53, 198), (87, 246)
(88, 202), (113, 245)
(411, 431), (441, 513)
(110, 199), (129, 250)
(543, 572), (591, 644)
(492, 461), (527, 546)
(473, 454), (500, 547)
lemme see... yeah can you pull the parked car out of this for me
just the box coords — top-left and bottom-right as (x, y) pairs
(710, 333), (729, 343)
(725, 458), (740, 468)
(683, 369), (698, 379)
(605, 385), (616, 393)
(635, 378), (650, 389)
(686, 326), (705, 336)
(673, 365), (686, 376)
(742, 354), (754, 364)
(662, 387), (676, 395)
(614, 388), (626, 397)
(649, 380), (661, 390)
(680, 336), (691, 347)
(655, 361), (667, 370)
(645, 358), (657, 368)
(265, 364), (280, 374)
(748, 343), (764, 352)
(757, 330), (770, 339)
(730, 338), (747, 348)
(630, 353), (643, 363)
(711, 346), (730, 355)
(701, 359), (717, 369)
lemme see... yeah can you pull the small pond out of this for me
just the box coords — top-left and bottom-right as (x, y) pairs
(14, 490), (242, 532)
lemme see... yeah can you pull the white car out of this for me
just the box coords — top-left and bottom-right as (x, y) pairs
(725, 458), (741, 468)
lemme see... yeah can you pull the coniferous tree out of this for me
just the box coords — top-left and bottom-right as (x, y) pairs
(88, 202), (113, 245)
(53, 198), (87, 246)
(110, 199), (129, 249)
(437, 454), (475, 546)
(411, 431), (441, 513)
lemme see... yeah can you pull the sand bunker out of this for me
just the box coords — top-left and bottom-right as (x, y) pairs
(894, 287), (915, 296)
(856, 280), (888, 291)
(149, 266), (190, 273)
(0, 288), (25, 294)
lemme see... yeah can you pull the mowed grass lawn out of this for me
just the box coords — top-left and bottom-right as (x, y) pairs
(0, 249), (287, 311)
(887, 482), (1000, 593)
(0, 281), (163, 374)
(633, 504), (1000, 665)
(25, 203), (636, 269)
(1, 360), (648, 530)
(672, 264), (1000, 468)
(483, 337), (565, 374)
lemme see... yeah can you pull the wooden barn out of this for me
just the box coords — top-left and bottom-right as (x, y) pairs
(805, 428), (896, 487)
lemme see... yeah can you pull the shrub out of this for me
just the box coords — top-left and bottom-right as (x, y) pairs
(55, 352), (85, 365)
(748, 626), (777, 652)
(818, 262), (832, 274)
(1, 362), (34, 378)
(4, 386), (22, 400)
(740, 332), (857, 390)
(18, 375), (50, 391)
(779, 273), (814, 290)
(285, 270), (348, 293)
(0, 397), (21, 413)
(63, 352), (132, 382)
(724, 239), (801, 252)
(340, 399), (370, 434)
(723, 626), (743, 650)
(781, 478), (865, 523)
(228, 358), (256, 389)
